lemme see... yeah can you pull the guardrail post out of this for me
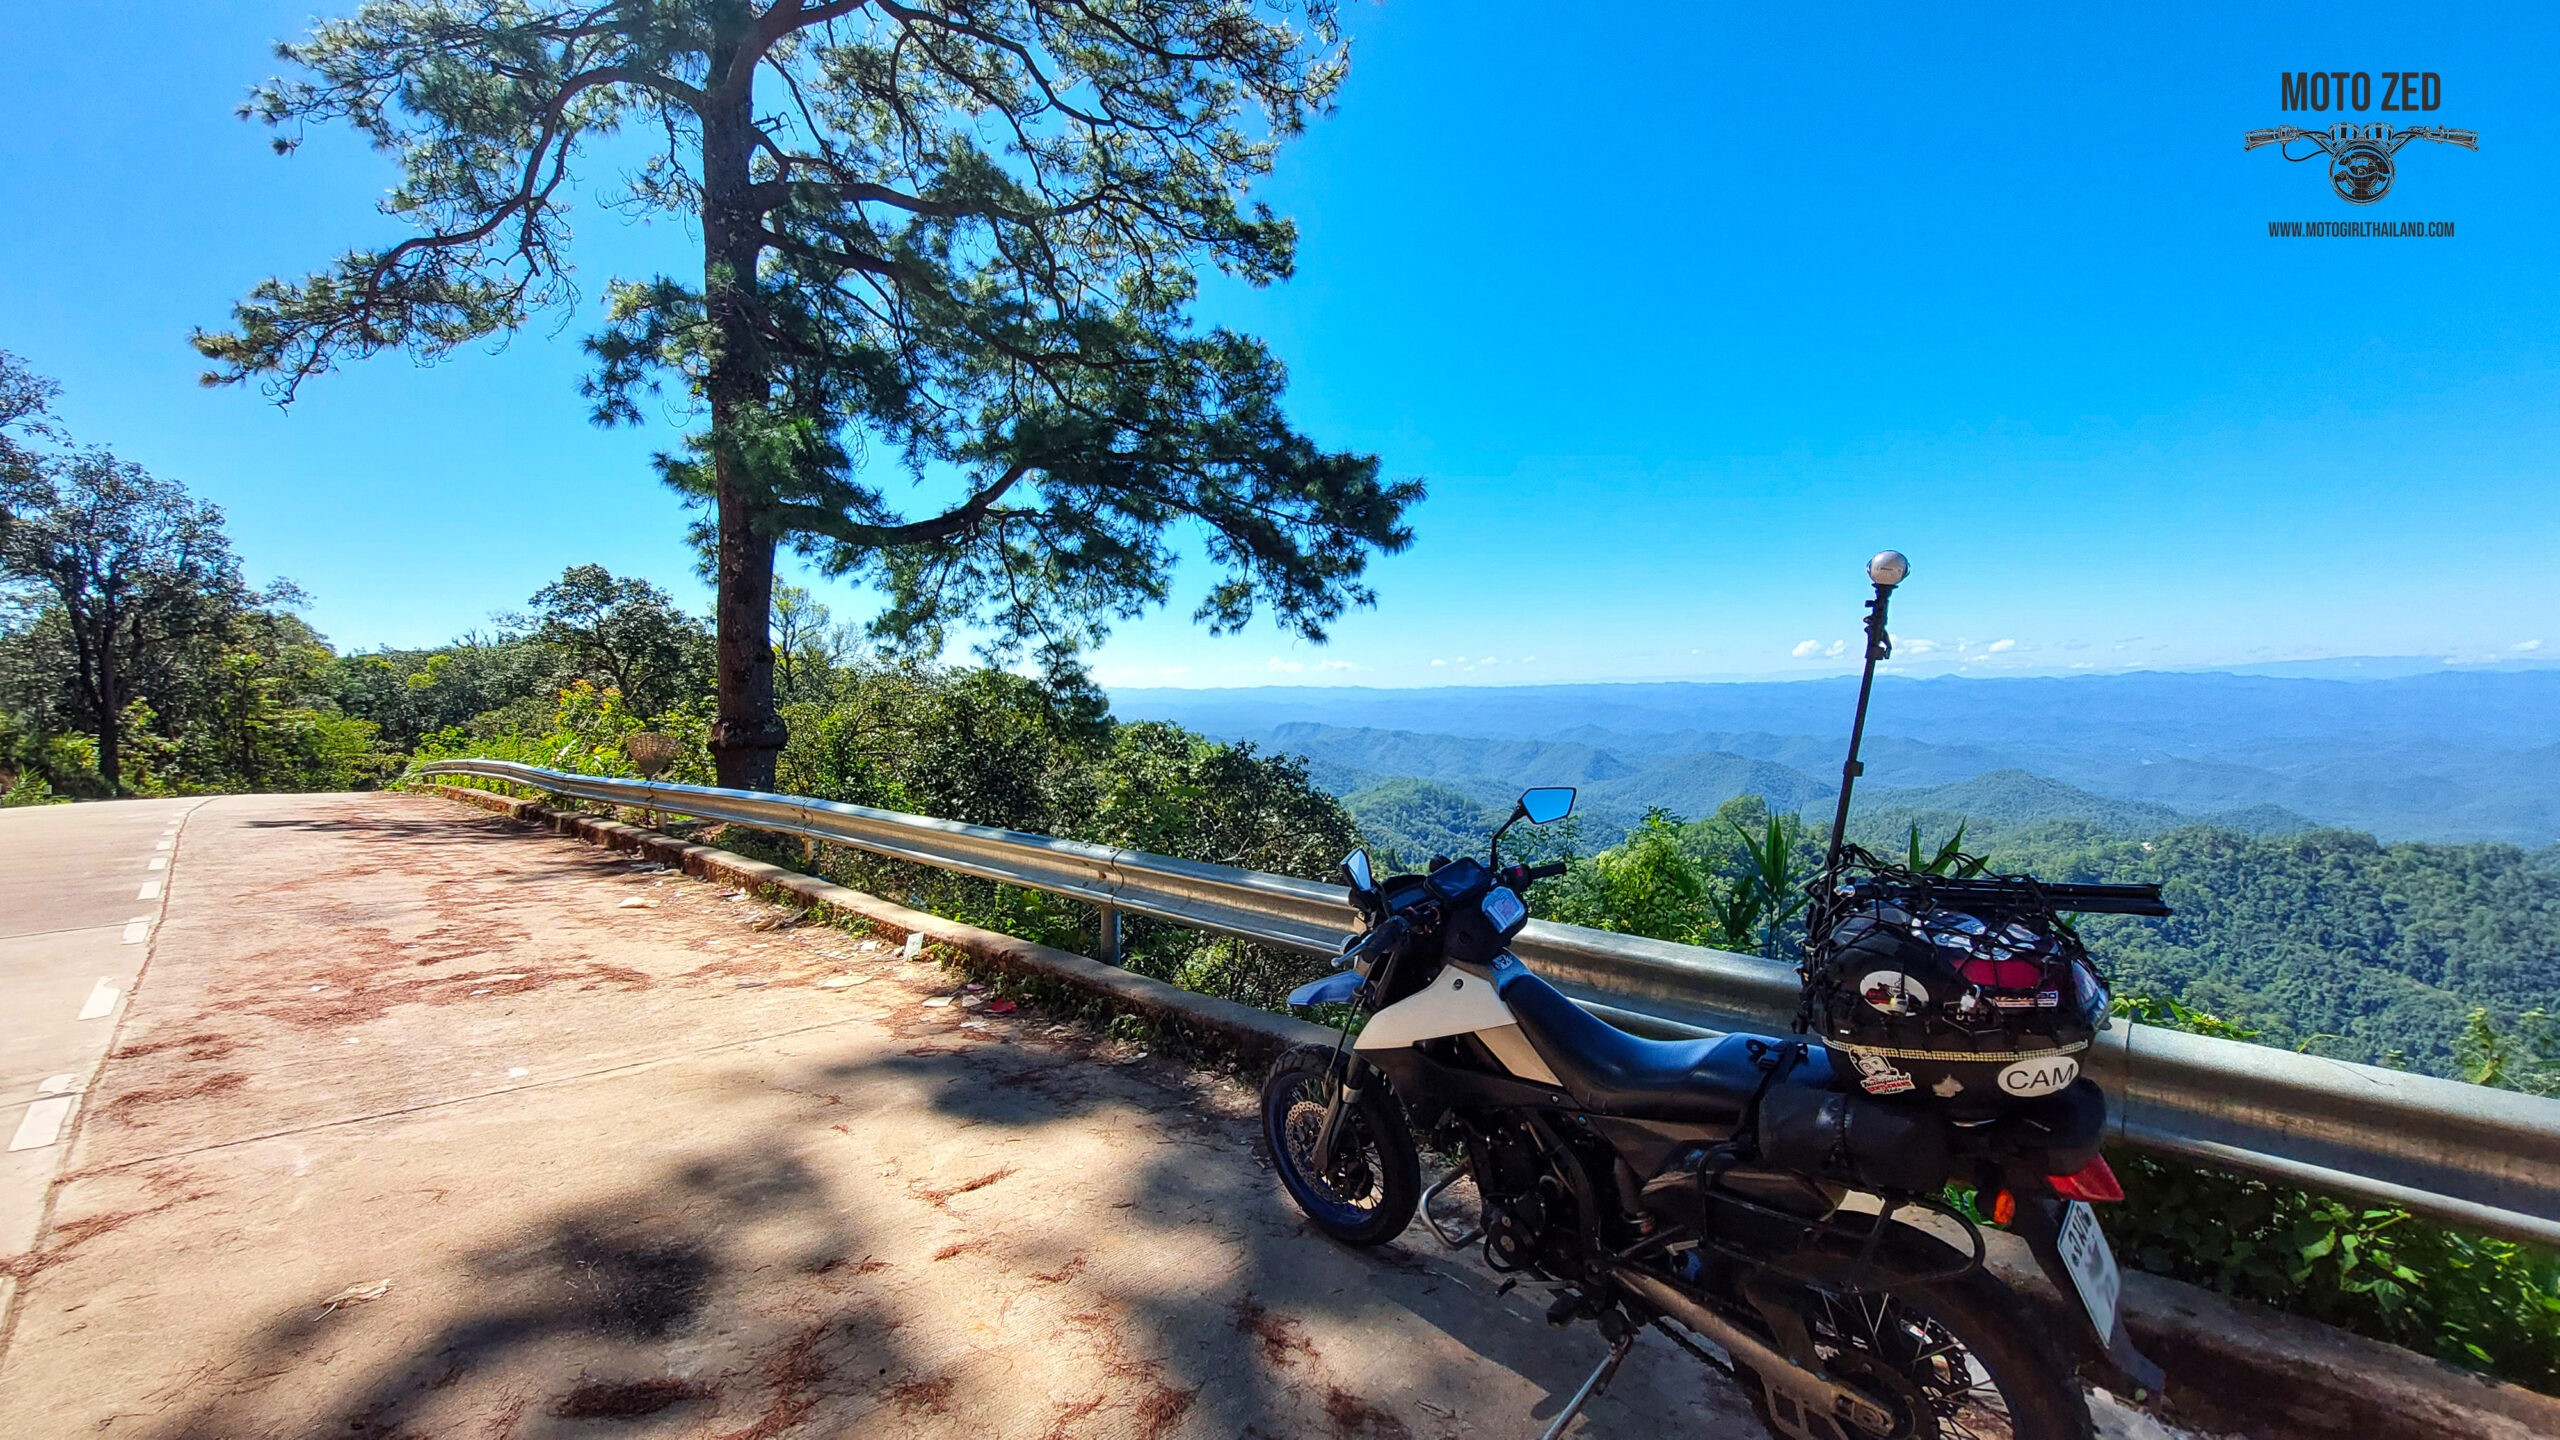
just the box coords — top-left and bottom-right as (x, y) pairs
(1097, 904), (1123, 966)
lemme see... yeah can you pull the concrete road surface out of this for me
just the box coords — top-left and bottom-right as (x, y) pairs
(0, 793), (2185, 1440)
(0, 798), (204, 1298)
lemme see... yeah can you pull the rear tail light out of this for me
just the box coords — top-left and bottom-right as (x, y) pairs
(2049, 1156), (2124, 1202)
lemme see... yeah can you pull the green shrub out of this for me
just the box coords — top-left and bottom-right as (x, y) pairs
(1, 769), (62, 806)
(2109, 993), (2560, 1392)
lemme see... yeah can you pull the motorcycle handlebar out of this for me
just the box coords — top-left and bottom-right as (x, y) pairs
(1503, 862), (1568, 886)
(1352, 914), (1409, 961)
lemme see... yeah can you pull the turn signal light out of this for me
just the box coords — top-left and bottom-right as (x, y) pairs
(1990, 1189), (2017, 1226)
(2049, 1156), (2125, 1202)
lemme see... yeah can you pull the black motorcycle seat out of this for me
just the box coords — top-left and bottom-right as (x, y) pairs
(1496, 963), (1770, 1123)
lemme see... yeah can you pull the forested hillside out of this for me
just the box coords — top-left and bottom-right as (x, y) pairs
(1966, 824), (2560, 1073)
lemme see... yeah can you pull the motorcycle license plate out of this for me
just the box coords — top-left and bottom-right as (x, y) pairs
(2056, 1200), (2123, 1342)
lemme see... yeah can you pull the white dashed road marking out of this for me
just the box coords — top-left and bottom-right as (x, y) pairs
(148, 857), (167, 870)
(121, 918), (151, 944)
(7, 1097), (74, 1153)
(136, 880), (162, 902)
(77, 979), (121, 1020)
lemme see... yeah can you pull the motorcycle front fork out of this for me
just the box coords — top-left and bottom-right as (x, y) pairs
(1309, 1050), (1363, 1173)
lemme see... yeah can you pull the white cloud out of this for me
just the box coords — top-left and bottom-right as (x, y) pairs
(1521, 655), (1537, 663)
(2517, 639), (2544, 652)
(1899, 637), (1938, 656)
(1429, 658), (1447, 667)
(1791, 640), (1823, 658)
(1317, 659), (1355, 672)
(1987, 638), (2016, 654)
(1826, 639), (1847, 658)
(1265, 657), (1303, 673)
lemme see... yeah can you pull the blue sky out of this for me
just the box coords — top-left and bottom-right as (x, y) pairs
(1, 4), (2553, 687)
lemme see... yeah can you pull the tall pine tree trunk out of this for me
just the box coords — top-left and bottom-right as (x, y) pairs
(700, 21), (785, 791)
(96, 643), (122, 795)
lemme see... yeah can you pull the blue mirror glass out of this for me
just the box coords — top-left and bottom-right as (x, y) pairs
(1341, 849), (1374, 892)
(1519, 787), (1576, 825)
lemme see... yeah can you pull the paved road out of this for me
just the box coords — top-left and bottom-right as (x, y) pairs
(0, 794), (2189, 1440)
(0, 798), (203, 1296)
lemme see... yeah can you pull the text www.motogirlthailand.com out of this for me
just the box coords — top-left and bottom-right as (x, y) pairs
(2267, 220), (2456, 237)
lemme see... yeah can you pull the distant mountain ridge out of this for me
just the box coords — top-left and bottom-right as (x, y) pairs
(1122, 669), (2560, 845)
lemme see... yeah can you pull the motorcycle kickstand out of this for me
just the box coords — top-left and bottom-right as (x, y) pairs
(1537, 1327), (1636, 1440)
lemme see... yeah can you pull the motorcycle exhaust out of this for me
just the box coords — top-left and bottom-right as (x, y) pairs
(1615, 1270), (1896, 1439)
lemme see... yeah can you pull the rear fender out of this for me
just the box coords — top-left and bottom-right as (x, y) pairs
(2008, 1192), (2167, 1395)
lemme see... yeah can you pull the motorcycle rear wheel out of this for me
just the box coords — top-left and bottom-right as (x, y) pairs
(1261, 1043), (1420, 1247)
(1735, 1264), (2093, 1440)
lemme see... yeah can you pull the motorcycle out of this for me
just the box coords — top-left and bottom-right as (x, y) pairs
(1260, 554), (2167, 1440)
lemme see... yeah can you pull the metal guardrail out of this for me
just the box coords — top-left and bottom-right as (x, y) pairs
(417, 759), (2560, 1248)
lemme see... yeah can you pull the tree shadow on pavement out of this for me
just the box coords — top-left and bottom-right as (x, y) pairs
(123, 964), (1741, 1438)
(798, 1031), (1750, 1438)
(139, 1140), (927, 1440)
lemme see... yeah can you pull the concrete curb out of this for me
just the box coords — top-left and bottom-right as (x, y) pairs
(424, 785), (2560, 1440)
(424, 785), (1334, 1070)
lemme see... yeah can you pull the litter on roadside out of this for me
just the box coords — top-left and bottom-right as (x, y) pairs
(818, 975), (869, 989)
(960, 994), (986, 1010)
(902, 931), (925, 960)
(922, 995), (954, 1008)
(315, 1279), (392, 1318)
(985, 999), (1018, 1015)
(616, 897), (654, 909)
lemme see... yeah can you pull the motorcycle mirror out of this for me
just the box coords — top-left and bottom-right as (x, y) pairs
(1519, 787), (1576, 825)
(1340, 849), (1374, 894)
(1867, 550), (1910, 588)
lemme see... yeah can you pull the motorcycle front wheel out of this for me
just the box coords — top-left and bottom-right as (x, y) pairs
(1261, 1043), (1420, 1247)
(1737, 1264), (2094, 1440)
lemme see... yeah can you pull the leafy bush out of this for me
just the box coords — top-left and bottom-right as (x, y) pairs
(1534, 796), (1820, 955)
(2107, 993), (2560, 1393)
(1, 769), (61, 806)
(1543, 810), (1730, 947)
